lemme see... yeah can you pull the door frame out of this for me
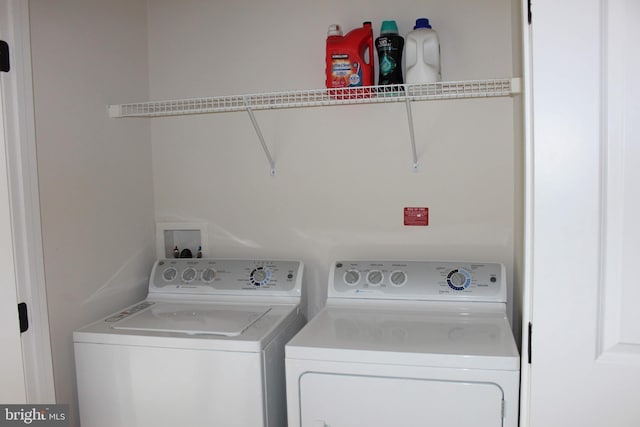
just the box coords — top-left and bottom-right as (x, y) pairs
(0, 0), (55, 402)
(519, 0), (640, 425)
(519, 0), (533, 424)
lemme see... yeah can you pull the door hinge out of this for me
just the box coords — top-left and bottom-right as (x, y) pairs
(527, 0), (532, 24)
(0, 40), (9, 72)
(18, 302), (28, 333)
(527, 321), (532, 364)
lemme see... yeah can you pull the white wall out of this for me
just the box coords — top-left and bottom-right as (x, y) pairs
(29, 0), (155, 424)
(147, 0), (521, 319)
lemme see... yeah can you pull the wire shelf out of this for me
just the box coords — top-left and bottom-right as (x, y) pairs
(106, 77), (521, 175)
(108, 78), (521, 118)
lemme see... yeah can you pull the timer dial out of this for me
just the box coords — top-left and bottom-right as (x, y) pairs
(250, 267), (272, 287)
(450, 272), (466, 286)
(447, 268), (471, 291)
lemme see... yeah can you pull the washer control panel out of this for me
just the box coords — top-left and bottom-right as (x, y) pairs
(148, 259), (303, 296)
(330, 261), (505, 302)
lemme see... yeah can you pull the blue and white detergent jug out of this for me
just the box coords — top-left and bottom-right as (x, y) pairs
(405, 18), (441, 84)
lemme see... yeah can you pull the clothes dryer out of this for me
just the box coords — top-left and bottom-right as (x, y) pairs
(74, 258), (304, 427)
(285, 260), (519, 427)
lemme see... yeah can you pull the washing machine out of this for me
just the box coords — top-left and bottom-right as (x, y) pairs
(285, 260), (520, 427)
(74, 258), (305, 427)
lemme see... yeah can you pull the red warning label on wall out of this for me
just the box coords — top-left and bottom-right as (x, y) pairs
(404, 207), (429, 226)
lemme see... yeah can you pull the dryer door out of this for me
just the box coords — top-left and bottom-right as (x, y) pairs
(299, 372), (504, 427)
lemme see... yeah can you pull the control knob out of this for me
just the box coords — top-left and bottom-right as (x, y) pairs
(202, 268), (216, 283)
(181, 267), (197, 283)
(389, 270), (407, 287)
(366, 270), (383, 287)
(250, 267), (272, 287)
(343, 269), (361, 286)
(447, 268), (471, 291)
(162, 267), (178, 282)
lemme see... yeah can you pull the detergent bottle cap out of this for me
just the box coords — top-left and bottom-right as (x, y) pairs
(327, 24), (343, 36)
(380, 20), (399, 34)
(414, 18), (432, 29)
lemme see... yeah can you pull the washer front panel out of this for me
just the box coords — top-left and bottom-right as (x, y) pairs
(329, 261), (505, 302)
(149, 259), (303, 296)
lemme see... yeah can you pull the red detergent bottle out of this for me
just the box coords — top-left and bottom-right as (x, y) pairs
(325, 22), (374, 89)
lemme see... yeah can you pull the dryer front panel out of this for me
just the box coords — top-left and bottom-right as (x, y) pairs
(298, 372), (504, 427)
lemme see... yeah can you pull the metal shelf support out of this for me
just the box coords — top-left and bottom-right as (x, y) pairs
(243, 97), (276, 176)
(405, 97), (419, 172)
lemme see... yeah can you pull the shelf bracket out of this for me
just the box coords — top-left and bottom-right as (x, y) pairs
(404, 96), (419, 171)
(243, 97), (276, 176)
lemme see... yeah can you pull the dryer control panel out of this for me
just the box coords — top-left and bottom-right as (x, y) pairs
(329, 261), (505, 303)
(148, 259), (303, 297)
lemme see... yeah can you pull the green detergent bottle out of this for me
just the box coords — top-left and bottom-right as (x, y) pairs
(375, 20), (404, 86)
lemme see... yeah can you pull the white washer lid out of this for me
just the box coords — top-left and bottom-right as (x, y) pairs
(111, 302), (271, 337)
(286, 304), (520, 371)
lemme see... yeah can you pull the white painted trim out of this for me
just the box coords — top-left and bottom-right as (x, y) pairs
(596, 0), (619, 363)
(1, 0), (56, 402)
(596, 0), (640, 366)
(519, 0), (533, 424)
(0, 33), (26, 405)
